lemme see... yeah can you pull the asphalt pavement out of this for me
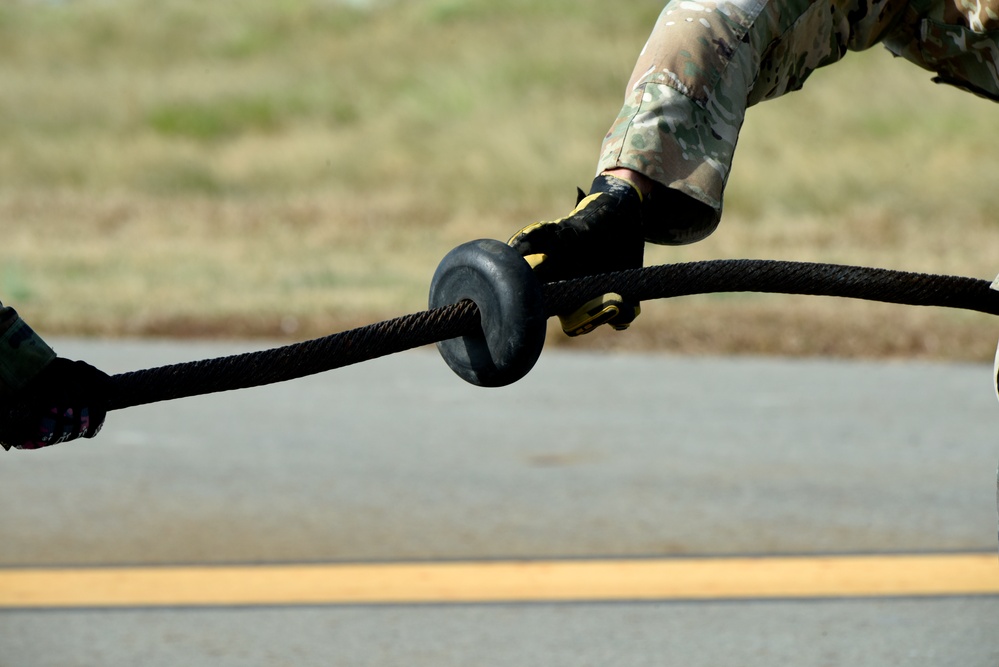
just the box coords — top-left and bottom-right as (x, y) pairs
(1, 338), (997, 666)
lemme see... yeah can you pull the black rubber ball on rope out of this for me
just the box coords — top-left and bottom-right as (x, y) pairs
(429, 239), (547, 387)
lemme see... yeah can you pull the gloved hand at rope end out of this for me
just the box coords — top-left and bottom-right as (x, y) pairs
(1, 358), (111, 451)
(507, 173), (645, 336)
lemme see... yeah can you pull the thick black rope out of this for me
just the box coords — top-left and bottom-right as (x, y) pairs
(542, 260), (999, 317)
(107, 259), (999, 411)
(108, 301), (480, 410)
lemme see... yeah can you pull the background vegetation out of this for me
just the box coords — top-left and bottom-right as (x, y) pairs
(2, 0), (998, 360)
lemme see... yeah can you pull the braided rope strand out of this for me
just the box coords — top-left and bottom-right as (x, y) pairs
(108, 300), (481, 410)
(105, 260), (999, 410)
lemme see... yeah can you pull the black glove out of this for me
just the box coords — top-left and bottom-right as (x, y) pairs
(508, 174), (645, 335)
(1, 358), (111, 451)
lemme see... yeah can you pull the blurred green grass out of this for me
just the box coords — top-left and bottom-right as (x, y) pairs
(1, 0), (997, 359)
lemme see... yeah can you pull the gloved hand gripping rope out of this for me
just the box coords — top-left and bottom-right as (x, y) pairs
(6, 247), (999, 449)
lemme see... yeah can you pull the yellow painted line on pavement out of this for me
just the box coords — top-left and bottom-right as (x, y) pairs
(1, 553), (997, 609)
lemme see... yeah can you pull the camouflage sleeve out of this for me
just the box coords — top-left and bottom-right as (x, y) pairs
(598, 0), (999, 245)
(883, 0), (999, 100)
(0, 302), (56, 399)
